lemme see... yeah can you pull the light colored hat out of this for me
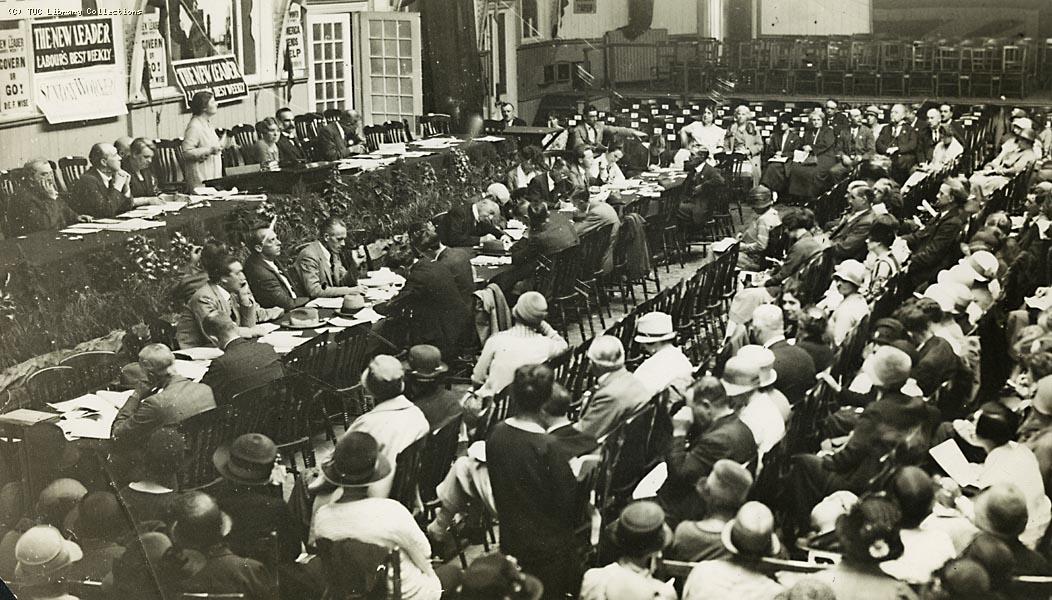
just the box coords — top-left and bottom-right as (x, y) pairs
(735, 345), (778, 387)
(811, 491), (859, 535)
(512, 291), (548, 327)
(720, 356), (761, 397)
(487, 183), (511, 205)
(634, 312), (676, 343)
(965, 251), (998, 282)
(1033, 375), (1052, 416)
(747, 185), (776, 209)
(588, 335), (625, 370)
(862, 346), (913, 389)
(722, 501), (781, 558)
(15, 525), (83, 585)
(922, 284), (960, 314)
(833, 260), (866, 288)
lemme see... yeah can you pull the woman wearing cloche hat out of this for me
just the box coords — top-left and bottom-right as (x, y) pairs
(580, 501), (677, 600)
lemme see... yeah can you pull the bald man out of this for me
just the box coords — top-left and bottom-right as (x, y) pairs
(114, 136), (133, 159)
(316, 109), (366, 160)
(111, 343), (215, 449)
(7, 159), (89, 236)
(875, 103), (919, 183)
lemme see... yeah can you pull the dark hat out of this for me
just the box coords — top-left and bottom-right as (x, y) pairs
(836, 495), (904, 563)
(607, 501), (672, 557)
(213, 433), (278, 486)
(870, 318), (906, 346)
(321, 431), (392, 487)
(458, 553), (544, 600)
(747, 185), (775, 209)
(404, 345), (448, 381)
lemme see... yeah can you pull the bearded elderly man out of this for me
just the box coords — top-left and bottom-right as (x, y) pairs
(6, 159), (91, 236)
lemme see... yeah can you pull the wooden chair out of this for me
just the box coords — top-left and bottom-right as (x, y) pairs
(322, 108), (342, 124)
(57, 156), (88, 191)
(152, 139), (185, 192)
(294, 113), (325, 143)
(536, 244), (594, 339)
(0, 168), (20, 236)
(390, 435), (427, 512)
(384, 120), (410, 143)
(418, 113), (451, 137)
(906, 41), (936, 96)
(935, 46), (963, 97)
(24, 366), (78, 410)
(315, 539), (401, 600)
(230, 124), (257, 148)
(420, 414), (463, 509)
(363, 125), (386, 152)
(575, 224), (615, 329)
(59, 350), (119, 392)
(178, 408), (235, 489)
(1001, 45), (1029, 98)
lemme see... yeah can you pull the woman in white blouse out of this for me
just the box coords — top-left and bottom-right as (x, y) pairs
(679, 106), (725, 164)
(180, 91), (224, 191)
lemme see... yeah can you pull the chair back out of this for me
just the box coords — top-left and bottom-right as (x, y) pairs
(177, 408), (232, 489)
(330, 324), (375, 390)
(315, 538), (395, 600)
(363, 125), (386, 152)
(57, 156), (89, 189)
(471, 389), (510, 443)
(536, 244), (583, 301)
(152, 139), (185, 190)
(390, 435), (427, 511)
(384, 120), (410, 143)
(282, 330), (334, 381)
(231, 124), (257, 148)
(322, 108), (342, 123)
(419, 414), (463, 503)
(59, 350), (120, 392)
(24, 366), (78, 410)
(594, 399), (660, 523)
(294, 113), (325, 142)
(418, 113), (451, 137)
(578, 224), (614, 279)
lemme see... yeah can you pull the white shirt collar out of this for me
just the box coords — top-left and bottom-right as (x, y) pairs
(506, 417), (547, 433)
(96, 168), (112, 187)
(472, 203), (480, 222)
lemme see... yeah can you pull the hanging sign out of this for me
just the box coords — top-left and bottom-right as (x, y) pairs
(31, 16), (127, 123)
(172, 54), (248, 106)
(0, 20), (32, 117)
(140, 11), (167, 89)
(277, 1), (306, 77)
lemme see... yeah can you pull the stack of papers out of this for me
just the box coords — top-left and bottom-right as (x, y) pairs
(173, 359), (212, 382)
(413, 137), (460, 148)
(712, 238), (739, 253)
(306, 297), (344, 309)
(258, 331), (314, 354)
(327, 307), (384, 328)
(51, 391), (133, 440)
(471, 255), (512, 266)
(474, 135), (505, 142)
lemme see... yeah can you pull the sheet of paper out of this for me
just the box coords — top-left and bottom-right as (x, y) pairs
(49, 393), (117, 414)
(768, 156), (788, 163)
(172, 359), (212, 382)
(306, 297), (344, 309)
(174, 346), (224, 360)
(60, 227), (103, 234)
(929, 439), (980, 488)
(255, 322), (281, 335)
(711, 237), (738, 253)
(471, 255), (512, 266)
(632, 463), (668, 499)
(792, 149), (810, 163)
(0, 409), (58, 426)
(473, 135), (505, 142)
(58, 413), (115, 440)
(258, 331), (313, 353)
(96, 389), (133, 409)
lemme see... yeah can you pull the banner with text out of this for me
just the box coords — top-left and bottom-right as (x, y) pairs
(0, 21), (32, 117)
(31, 16), (126, 123)
(172, 55), (248, 107)
(277, 1), (306, 77)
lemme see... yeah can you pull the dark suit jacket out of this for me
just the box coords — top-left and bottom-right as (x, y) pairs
(902, 208), (965, 285)
(70, 168), (133, 218)
(315, 123), (355, 161)
(660, 413), (757, 524)
(435, 246), (475, 307)
(913, 336), (958, 396)
(180, 545), (277, 600)
(276, 134), (306, 164)
(769, 339), (817, 406)
(828, 209), (876, 261)
(199, 338), (284, 404)
(244, 254), (305, 310)
(439, 201), (504, 247)
(110, 375), (216, 448)
(826, 391), (933, 477)
(577, 368), (650, 439)
(211, 480), (303, 564)
(548, 423), (598, 460)
(375, 259), (472, 358)
(6, 189), (77, 236)
(511, 212), (580, 269)
(407, 384), (463, 431)
(875, 123), (919, 177)
(841, 125), (876, 158)
(495, 117), (526, 131)
(763, 129), (802, 161)
(769, 235), (823, 284)
(122, 159), (158, 198)
(916, 123), (940, 163)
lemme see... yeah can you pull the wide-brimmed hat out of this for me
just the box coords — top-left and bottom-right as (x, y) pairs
(735, 345), (778, 388)
(696, 459), (753, 507)
(213, 433), (278, 486)
(512, 291), (548, 327)
(458, 553), (544, 600)
(634, 312), (676, 343)
(865, 105), (881, 116)
(833, 260), (866, 288)
(321, 431), (392, 487)
(337, 293), (366, 316)
(964, 251), (998, 283)
(15, 525), (83, 585)
(35, 478), (87, 528)
(720, 356), (761, 397)
(285, 307), (322, 329)
(607, 501), (673, 557)
(404, 344), (448, 380)
(721, 502), (781, 558)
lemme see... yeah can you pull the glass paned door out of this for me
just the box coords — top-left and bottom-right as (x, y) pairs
(307, 13), (353, 112)
(356, 12), (421, 126)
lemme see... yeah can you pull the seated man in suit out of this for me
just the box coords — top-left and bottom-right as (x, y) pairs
(275, 107), (306, 164)
(244, 225), (308, 310)
(413, 227), (474, 309)
(829, 109), (877, 182)
(901, 176), (968, 287)
(199, 313), (284, 404)
(6, 158), (90, 236)
(575, 335), (649, 439)
(374, 242), (472, 361)
(569, 104), (646, 150)
(176, 254), (282, 348)
(825, 180), (877, 261)
(750, 305), (816, 406)
(502, 202), (579, 294)
(316, 109), (366, 161)
(437, 196), (505, 247)
(111, 343), (216, 451)
(122, 138), (160, 198)
(70, 143), (136, 218)
(293, 216), (362, 298)
(494, 101), (526, 131)
(571, 189), (620, 275)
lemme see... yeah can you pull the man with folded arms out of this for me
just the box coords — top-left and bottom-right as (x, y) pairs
(177, 254), (282, 348)
(244, 225), (308, 310)
(7, 159), (90, 236)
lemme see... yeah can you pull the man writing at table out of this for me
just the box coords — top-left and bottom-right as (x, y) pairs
(177, 254), (282, 348)
(244, 225), (308, 310)
(6, 159), (91, 236)
(437, 197), (506, 248)
(71, 143), (159, 218)
(293, 216), (362, 298)
(316, 110), (366, 161)
(199, 313), (284, 404)
(110, 343), (215, 460)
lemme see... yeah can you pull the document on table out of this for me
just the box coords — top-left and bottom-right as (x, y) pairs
(306, 297), (344, 309)
(474, 135), (505, 142)
(50, 391), (131, 413)
(328, 307), (384, 328)
(174, 346), (224, 360)
(255, 322), (281, 335)
(173, 359), (212, 382)
(258, 331), (313, 353)
(0, 409), (58, 427)
(929, 439), (980, 488)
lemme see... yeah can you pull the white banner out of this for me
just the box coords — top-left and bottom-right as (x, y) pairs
(31, 16), (126, 123)
(277, 0), (306, 77)
(140, 11), (167, 89)
(0, 20), (32, 117)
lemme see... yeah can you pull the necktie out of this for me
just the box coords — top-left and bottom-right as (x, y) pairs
(780, 133), (788, 154)
(894, 125), (901, 138)
(330, 253), (339, 284)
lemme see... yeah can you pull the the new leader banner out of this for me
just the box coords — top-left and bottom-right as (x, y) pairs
(30, 16), (127, 123)
(172, 55), (248, 107)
